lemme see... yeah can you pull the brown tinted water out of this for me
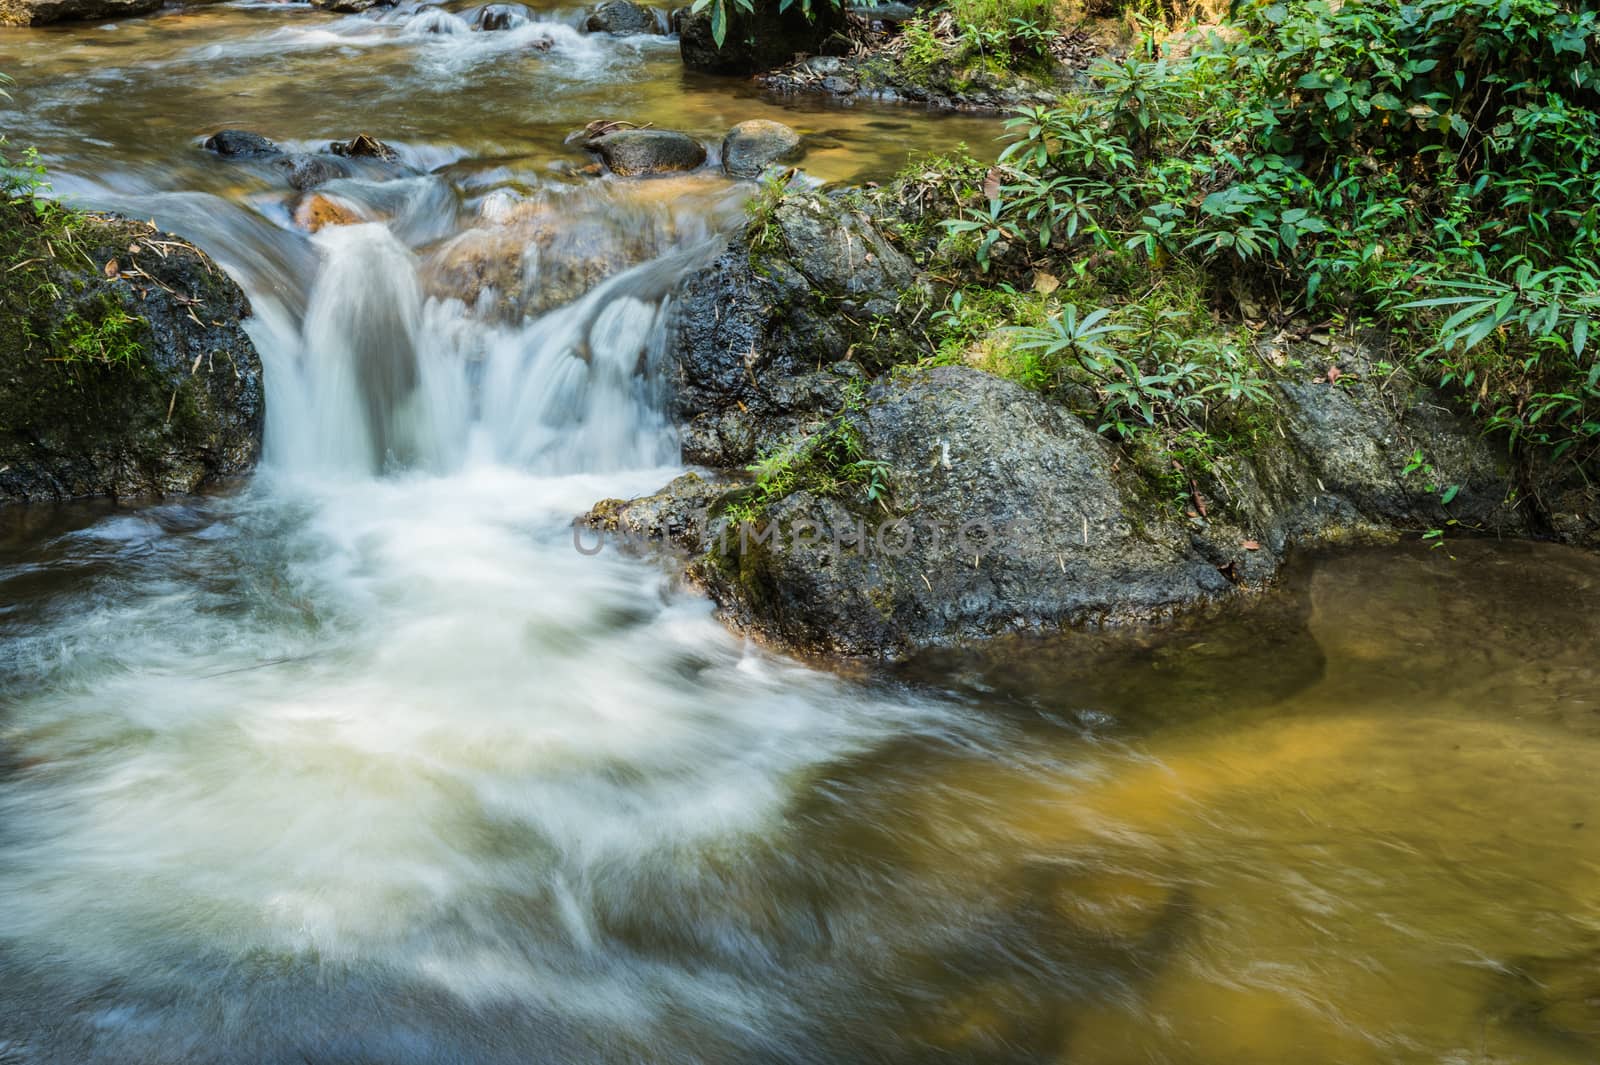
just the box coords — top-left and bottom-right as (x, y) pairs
(0, 1), (1000, 195)
(2, 7), (1600, 1065)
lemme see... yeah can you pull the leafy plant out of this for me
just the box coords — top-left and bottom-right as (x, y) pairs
(691, 0), (843, 48)
(936, 0), (1600, 471)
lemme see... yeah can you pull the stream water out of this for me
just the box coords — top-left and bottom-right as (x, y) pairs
(4, 5), (1600, 1064)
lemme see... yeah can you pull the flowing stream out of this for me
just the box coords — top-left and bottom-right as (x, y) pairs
(4, 6), (1600, 1064)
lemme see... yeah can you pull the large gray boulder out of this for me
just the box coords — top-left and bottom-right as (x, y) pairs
(586, 129), (707, 176)
(0, 0), (157, 24)
(691, 366), (1235, 656)
(721, 119), (803, 179)
(680, 0), (847, 74)
(202, 130), (282, 159)
(0, 207), (264, 503)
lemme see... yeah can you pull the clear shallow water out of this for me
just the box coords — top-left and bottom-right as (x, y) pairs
(4, 6), (1600, 1065)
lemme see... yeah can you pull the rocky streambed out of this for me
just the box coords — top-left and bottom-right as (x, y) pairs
(3, 5), (1600, 1065)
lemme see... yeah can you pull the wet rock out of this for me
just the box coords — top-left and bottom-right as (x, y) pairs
(272, 153), (352, 191)
(202, 129), (282, 159)
(420, 195), (657, 320)
(472, 1), (529, 29)
(720, 119), (802, 179)
(671, 190), (922, 465)
(760, 45), (1066, 113)
(680, 0), (847, 74)
(0, 0), (157, 24)
(688, 366), (1233, 656)
(581, 472), (739, 558)
(329, 133), (401, 163)
(292, 193), (367, 232)
(586, 129), (706, 176)
(583, 0), (660, 35)
(311, 0), (387, 11)
(0, 205), (264, 503)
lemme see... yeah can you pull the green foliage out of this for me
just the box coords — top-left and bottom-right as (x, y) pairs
(691, 0), (842, 48)
(942, 0), (1600, 468)
(2, 137), (50, 203)
(49, 297), (148, 370)
(1011, 302), (1271, 437)
(892, 0), (1062, 83)
(1403, 447), (1465, 547)
(723, 414), (895, 525)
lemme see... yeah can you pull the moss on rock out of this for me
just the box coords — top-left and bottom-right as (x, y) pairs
(0, 198), (264, 503)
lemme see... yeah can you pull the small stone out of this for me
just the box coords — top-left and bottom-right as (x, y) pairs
(328, 134), (400, 163)
(202, 130), (281, 159)
(583, 0), (660, 34)
(292, 194), (364, 232)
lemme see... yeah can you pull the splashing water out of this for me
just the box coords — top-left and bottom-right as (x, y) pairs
(6, 7), (1600, 1065)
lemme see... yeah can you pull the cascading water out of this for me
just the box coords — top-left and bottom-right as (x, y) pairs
(8, 5), (1600, 1064)
(0, 10), (979, 1060)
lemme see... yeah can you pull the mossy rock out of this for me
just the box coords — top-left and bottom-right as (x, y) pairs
(0, 199), (264, 503)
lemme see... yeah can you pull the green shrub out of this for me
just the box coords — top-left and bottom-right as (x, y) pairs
(943, 0), (1600, 467)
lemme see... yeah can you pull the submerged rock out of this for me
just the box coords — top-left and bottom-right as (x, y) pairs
(0, 0), (157, 24)
(679, 0), (847, 74)
(202, 129), (282, 159)
(720, 119), (802, 179)
(419, 185), (700, 320)
(583, 0), (660, 35)
(586, 129), (706, 176)
(472, 1), (529, 29)
(273, 152), (352, 191)
(0, 204), (263, 503)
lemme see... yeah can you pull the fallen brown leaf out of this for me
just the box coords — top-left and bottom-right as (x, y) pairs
(982, 167), (1002, 203)
(1242, 539), (1261, 551)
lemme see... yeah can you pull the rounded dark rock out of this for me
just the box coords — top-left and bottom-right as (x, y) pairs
(0, 206), (264, 503)
(583, 0), (660, 35)
(202, 130), (282, 159)
(720, 119), (802, 179)
(310, 0), (386, 11)
(586, 129), (706, 176)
